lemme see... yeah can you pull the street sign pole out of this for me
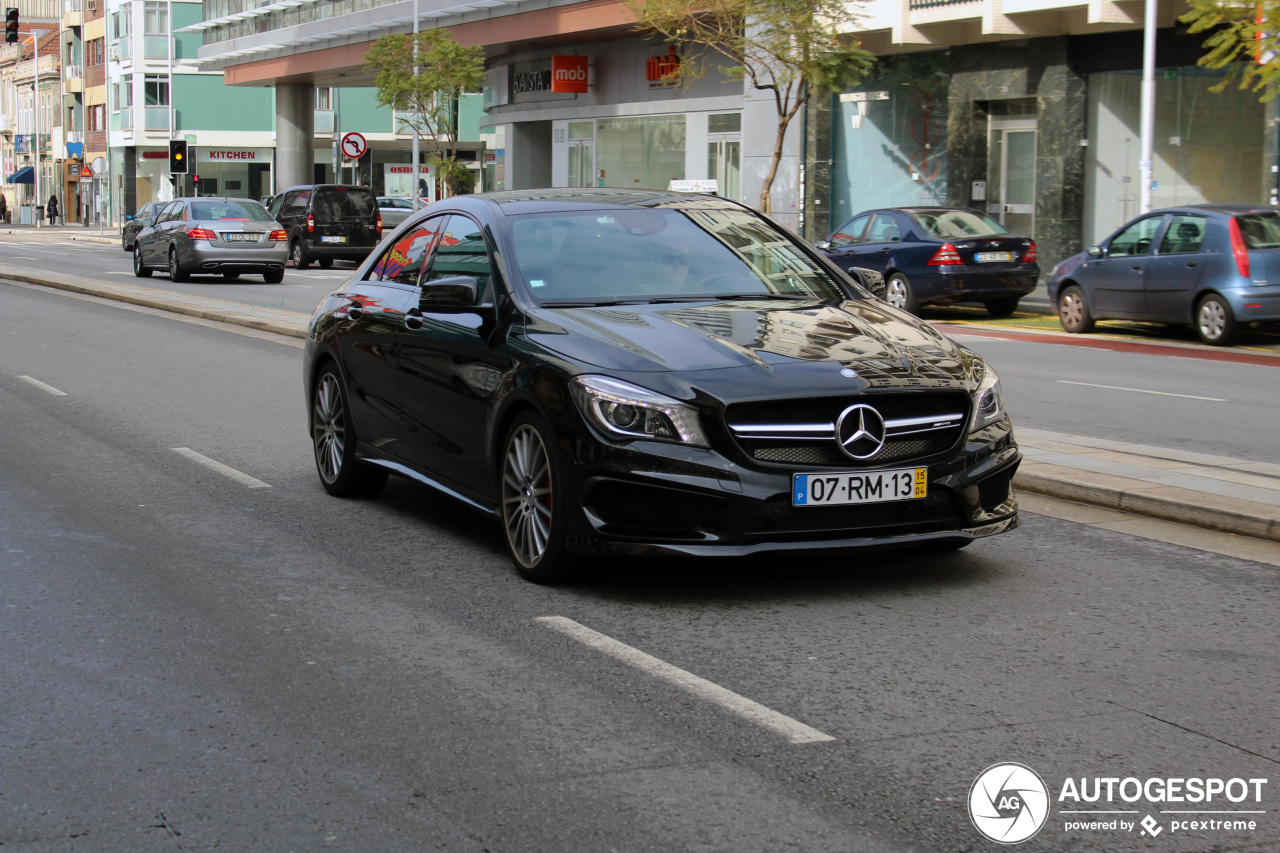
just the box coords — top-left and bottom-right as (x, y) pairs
(412, 0), (420, 208)
(33, 28), (46, 229)
(1138, 0), (1156, 214)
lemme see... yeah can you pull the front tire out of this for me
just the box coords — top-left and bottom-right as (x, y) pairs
(1057, 285), (1094, 334)
(133, 245), (152, 278)
(312, 365), (389, 498)
(168, 247), (188, 283)
(501, 412), (576, 583)
(291, 239), (310, 270)
(1196, 293), (1239, 346)
(885, 273), (920, 315)
(984, 297), (1020, 317)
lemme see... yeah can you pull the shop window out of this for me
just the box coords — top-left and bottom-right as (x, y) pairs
(568, 121), (593, 140)
(708, 113), (741, 134)
(596, 115), (685, 192)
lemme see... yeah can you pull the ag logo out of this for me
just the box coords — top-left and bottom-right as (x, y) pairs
(968, 763), (1050, 844)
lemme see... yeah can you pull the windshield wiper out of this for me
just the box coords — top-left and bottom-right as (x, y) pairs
(539, 299), (647, 307)
(648, 293), (821, 304)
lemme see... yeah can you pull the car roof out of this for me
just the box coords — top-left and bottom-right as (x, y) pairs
(474, 187), (747, 215)
(1184, 203), (1275, 214)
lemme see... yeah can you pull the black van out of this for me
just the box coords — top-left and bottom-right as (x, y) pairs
(270, 184), (381, 269)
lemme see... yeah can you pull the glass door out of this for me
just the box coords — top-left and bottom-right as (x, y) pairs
(707, 137), (741, 200)
(567, 120), (596, 188)
(988, 118), (1037, 236)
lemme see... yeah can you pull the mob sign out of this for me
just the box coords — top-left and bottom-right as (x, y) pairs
(550, 55), (588, 93)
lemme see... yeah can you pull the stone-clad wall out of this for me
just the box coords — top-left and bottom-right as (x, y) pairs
(947, 37), (1088, 281)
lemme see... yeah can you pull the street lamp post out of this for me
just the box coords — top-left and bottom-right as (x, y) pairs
(1139, 0), (1156, 214)
(411, 0), (421, 210)
(32, 27), (47, 229)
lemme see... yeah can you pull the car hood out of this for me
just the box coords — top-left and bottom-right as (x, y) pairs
(524, 298), (980, 392)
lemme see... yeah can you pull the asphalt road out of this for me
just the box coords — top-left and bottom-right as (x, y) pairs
(2, 282), (1278, 852)
(0, 232), (352, 315)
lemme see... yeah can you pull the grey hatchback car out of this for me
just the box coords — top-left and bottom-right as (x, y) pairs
(133, 197), (289, 283)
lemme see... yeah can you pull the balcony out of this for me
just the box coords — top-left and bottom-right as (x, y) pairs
(0, 115), (13, 134)
(143, 36), (169, 59)
(111, 107), (132, 131)
(65, 63), (83, 79)
(314, 109), (334, 134)
(144, 106), (169, 131)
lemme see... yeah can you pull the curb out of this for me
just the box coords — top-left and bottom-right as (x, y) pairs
(1013, 460), (1280, 543)
(0, 267), (308, 340)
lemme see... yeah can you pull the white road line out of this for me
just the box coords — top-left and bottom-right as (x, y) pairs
(17, 375), (67, 396)
(537, 615), (835, 744)
(1055, 380), (1226, 402)
(171, 447), (272, 489)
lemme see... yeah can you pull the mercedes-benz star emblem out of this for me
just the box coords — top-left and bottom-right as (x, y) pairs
(835, 403), (886, 460)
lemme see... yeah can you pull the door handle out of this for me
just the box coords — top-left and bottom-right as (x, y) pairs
(1131, 265), (1143, 271)
(878, 247), (891, 253)
(1187, 261), (1197, 267)
(405, 309), (424, 330)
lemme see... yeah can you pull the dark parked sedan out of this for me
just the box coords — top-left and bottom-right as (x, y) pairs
(817, 207), (1038, 316)
(304, 189), (1021, 582)
(121, 202), (159, 252)
(1048, 204), (1280, 346)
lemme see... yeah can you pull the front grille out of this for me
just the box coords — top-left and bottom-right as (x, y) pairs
(744, 491), (961, 535)
(727, 391), (970, 468)
(588, 482), (711, 532)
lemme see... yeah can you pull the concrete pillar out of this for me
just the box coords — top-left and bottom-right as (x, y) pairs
(275, 82), (315, 193)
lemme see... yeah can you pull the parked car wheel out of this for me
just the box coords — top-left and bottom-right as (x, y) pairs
(984, 297), (1020, 317)
(1196, 293), (1239, 346)
(501, 412), (576, 583)
(263, 269), (284, 284)
(312, 365), (389, 497)
(291, 239), (310, 270)
(884, 273), (919, 314)
(1057, 285), (1094, 334)
(132, 245), (151, 278)
(122, 236), (132, 252)
(168, 247), (189, 283)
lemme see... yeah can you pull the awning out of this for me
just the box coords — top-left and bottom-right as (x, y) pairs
(6, 167), (34, 184)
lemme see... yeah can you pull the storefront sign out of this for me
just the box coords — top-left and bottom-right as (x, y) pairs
(502, 59), (577, 104)
(669, 179), (718, 193)
(647, 47), (680, 88)
(384, 163), (433, 199)
(203, 149), (268, 162)
(551, 55), (589, 93)
(512, 67), (552, 95)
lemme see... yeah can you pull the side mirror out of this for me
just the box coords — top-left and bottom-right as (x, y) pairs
(1087, 245), (1104, 258)
(126, 214), (134, 221)
(420, 275), (479, 310)
(850, 266), (886, 299)
(814, 239), (832, 251)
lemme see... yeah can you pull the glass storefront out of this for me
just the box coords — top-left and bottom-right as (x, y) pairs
(1085, 68), (1267, 243)
(596, 114), (686, 191)
(831, 52), (950, 227)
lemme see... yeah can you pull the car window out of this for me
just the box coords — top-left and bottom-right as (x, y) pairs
(829, 214), (870, 249)
(1109, 216), (1164, 257)
(865, 214), (901, 243)
(370, 217), (445, 285)
(188, 200), (275, 222)
(155, 202), (178, 223)
(510, 207), (847, 304)
(912, 210), (1008, 239)
(1158, 215), (1207, 255)
(313, 188), (376, 223)
(283, 190), (309, 215)
(424, 215), (492, 299)
(1235, 212), (1280, 249)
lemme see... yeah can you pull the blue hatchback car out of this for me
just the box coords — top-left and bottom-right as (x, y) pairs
(1048, 204), (1280, 346)
(817, 207), (1038, 316)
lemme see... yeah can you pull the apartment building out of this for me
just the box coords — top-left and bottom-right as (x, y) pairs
(2, 0), (63, 222)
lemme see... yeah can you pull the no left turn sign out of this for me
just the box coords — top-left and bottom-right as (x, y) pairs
(341, 131), (368, 159)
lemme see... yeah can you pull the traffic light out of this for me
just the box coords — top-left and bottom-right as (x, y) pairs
(5, 8), (19, 44)
(169, 139), (188, 174)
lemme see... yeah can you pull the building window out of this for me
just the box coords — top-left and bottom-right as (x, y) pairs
(596, 114), (686, 191)
(116, 74), (133, 108)
(144, 75), (169, 107)
(144, 1), (167, 34)
(113, 6), (132, 39)
(315, 87), (331, 110)
(87, 38), (104, 65)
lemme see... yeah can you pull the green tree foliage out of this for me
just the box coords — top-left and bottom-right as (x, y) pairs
(624, 0), (874, 214)
(1182, 0), (1280, 100)
(364, 29), (485, 195)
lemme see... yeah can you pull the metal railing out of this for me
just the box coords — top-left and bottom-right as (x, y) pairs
(909, 0), (981, 8)
(65, 63), (83, 80)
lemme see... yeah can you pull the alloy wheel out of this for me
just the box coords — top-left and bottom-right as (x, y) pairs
(1060, 292), (1083, 328)
(1198, 300), (1226, 341)
(886, 278), (908, 310)
(313, 372), (345, 484)
(502, 424), (553, 569)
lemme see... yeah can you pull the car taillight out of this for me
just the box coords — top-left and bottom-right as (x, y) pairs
(928, 243), (963, 265)
(376, 214), (383, 235)
(1229, 217), (1251, 277)
(268, 229), (287, 241)
(187, 227), (217, 240)
(1023, 241), (1037, 264)
(307, 213), (314, 233)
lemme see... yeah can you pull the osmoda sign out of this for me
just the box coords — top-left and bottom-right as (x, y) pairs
(550, 55), (588, 93)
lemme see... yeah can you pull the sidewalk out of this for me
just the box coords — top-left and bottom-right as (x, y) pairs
(1, 221), (120, 245)
(2, 263), (1278, 547)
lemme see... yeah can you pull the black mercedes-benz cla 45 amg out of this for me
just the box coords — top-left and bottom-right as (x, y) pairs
(304, 189), (1020, 582)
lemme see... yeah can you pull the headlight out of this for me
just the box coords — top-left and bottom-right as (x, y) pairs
(971, 362), (1006, 431)
(570, 375), (709, 447)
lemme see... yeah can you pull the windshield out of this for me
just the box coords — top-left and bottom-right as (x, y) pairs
(509, 208), (848, 305)
(912, 210), (1009, 239)
(189, 200), (275, 222)
(1236, 213), (1280, 249)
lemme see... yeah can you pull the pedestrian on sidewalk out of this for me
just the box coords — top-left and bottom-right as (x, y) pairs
(47, 195), (60, 225)
(0, 193), (8, 225)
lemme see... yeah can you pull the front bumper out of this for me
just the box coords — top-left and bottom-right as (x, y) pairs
(559, 419), (1021, 557)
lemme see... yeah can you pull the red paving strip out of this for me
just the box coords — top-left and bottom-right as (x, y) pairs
(932, 323), (1280, 368)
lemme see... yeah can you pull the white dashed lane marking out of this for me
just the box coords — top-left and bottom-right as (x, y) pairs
(171, 447), (272, 489)
(537, 616), (835, 745)
(17, 375), (67, 396)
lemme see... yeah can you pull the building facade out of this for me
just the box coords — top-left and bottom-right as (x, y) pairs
(2, 0), (64, 223)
